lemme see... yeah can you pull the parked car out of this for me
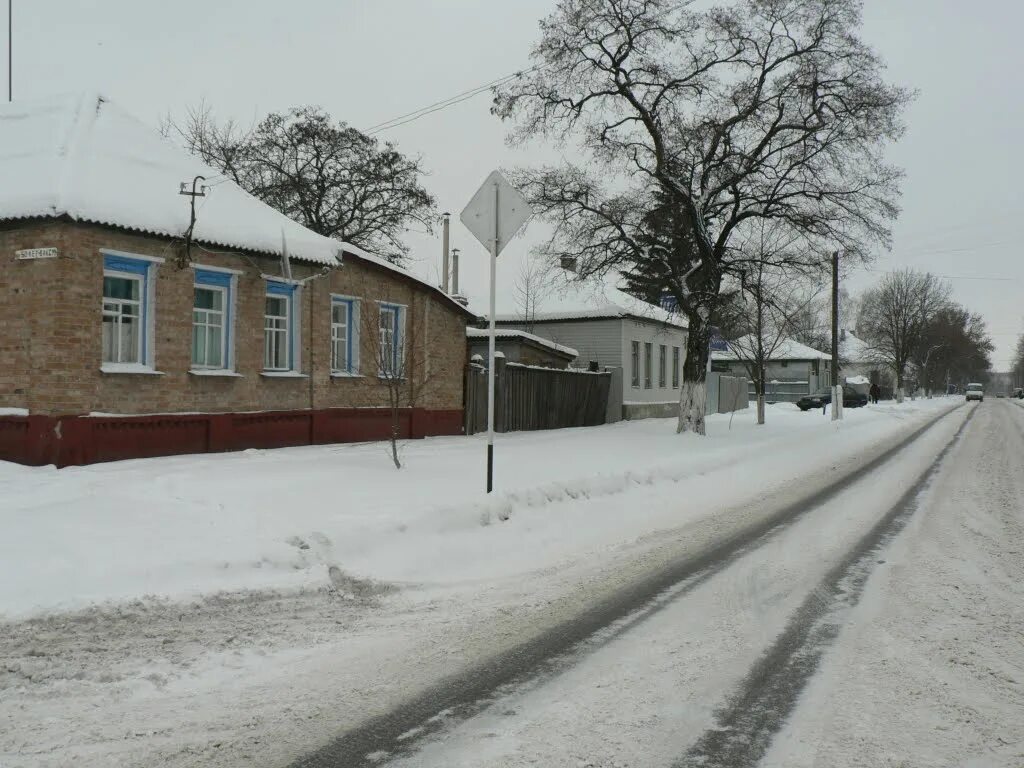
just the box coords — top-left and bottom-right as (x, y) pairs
(796, 386), (869, 411)
(1014, 387), (1024, 399)
(965, 383), (984, 402)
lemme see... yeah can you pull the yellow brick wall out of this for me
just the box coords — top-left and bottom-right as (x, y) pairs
(0, 220), (468, 416)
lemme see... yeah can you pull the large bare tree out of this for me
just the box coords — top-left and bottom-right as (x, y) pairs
(857, 269), (952, 400)
(494, 0), (910, 433)
(164, 104), (436, 264)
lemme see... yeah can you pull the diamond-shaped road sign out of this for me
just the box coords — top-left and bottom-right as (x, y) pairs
(460, 170), (532, 256)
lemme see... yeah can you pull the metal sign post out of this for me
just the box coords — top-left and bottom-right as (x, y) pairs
(461, 170), (532, 493)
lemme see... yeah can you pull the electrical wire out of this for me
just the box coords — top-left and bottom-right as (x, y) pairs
(364, 65), (547, 136)
(862, 268), (1017, 282)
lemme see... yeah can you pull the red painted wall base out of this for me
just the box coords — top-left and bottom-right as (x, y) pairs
(0, 408), (464, 467)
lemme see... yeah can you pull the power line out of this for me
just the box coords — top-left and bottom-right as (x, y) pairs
(365, 65), (546, 136)
(862, 268), (1017, 282)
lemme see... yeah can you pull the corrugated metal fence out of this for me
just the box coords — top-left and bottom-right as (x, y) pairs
(465, 361), (611, 435)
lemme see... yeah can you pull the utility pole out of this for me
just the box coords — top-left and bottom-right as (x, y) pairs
(831, 250), (842, 421)
(8, 0), (12, 102)
(441, 212), (450, 294)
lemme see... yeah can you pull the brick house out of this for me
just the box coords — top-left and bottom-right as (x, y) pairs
(0, 94), (474, 466)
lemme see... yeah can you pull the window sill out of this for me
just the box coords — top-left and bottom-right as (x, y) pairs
(377, 374), (407, 382)
(260, 371), (308, 379)
(330, 372), (364, 379)
(100, 364), (165, 375)
(189, 369), (243, 378)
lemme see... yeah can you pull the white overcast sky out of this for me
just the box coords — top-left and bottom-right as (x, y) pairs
(6, 0), (1022, 367)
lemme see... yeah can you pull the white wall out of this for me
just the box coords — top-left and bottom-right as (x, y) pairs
(621, 319), (688, 405)
(504, 319), (623, 369)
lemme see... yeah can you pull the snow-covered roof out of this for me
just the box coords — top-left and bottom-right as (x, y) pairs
(466, 327), (578, 359)
(496, 302), (687, 330)
(713, 335), (831, 362)
(0, 93), (478, 319)
(340, 242), (478, 319)
(0, 93), (345, 265)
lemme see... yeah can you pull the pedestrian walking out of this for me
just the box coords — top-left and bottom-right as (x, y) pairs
(869, 382), (880, 404)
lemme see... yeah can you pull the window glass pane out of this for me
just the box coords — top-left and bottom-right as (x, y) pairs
(120, 315), (140, 363)
(195, 287), (223, 311)
(104, 276), (139, 301)
(207, 326), (222, 367)
(102, 316), (116, 363)
(266, 296), (286, 318)
(193, 323), (206, 366)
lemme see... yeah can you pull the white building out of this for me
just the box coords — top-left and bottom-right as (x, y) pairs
(712, 336), (833, 403)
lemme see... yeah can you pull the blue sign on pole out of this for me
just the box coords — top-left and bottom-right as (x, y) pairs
(709, 326), (728, 352)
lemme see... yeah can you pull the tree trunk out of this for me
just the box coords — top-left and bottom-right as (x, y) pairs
(389, 387), (402, 469)
(756, 366), (766, 425)
(677, 319), (710, 435)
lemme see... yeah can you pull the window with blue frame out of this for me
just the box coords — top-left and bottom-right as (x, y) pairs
(192, 269), (233, 370)
(331, 297), (358, 374)
(264, 281), (297, 371)
(378, 303), (404, 377)
(102, 253), (155, 366)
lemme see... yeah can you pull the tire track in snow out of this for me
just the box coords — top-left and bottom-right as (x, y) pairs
(290, 404), (965, 768)
(674, 403), (978, 768)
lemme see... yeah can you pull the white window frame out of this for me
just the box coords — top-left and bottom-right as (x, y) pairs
(100, 250), (162, 373)
(377, 302), (406, 379)
(191, 284), (228, 370)
(264, 291), (292, 372)
(630, 340), (640, 388)
(331, 295), (360, 376)
(190, 264), (240, 376)
(644, 342), (653, 389)
(102, 269), (144, 365)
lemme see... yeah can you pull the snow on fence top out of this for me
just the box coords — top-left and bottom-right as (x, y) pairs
(465, 327), (579, 359)
(0, 92), (342, 266)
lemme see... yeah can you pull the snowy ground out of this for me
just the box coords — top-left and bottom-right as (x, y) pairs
(763, 399), (1024, 768)
(0, 397), (992, 767)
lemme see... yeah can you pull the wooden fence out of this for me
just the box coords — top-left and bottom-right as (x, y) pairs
(465, 361), (611, 435)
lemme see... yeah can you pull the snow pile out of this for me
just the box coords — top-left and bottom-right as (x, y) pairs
(0, 397), (958, 619)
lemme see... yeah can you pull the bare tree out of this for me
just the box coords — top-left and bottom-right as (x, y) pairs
(163, 103), (436, 264)
(724, 226), (822, 424)
(857, 269), (952, 401)
(512, 257), (554, 332)
(494, 0), (911, 434)
(361, 292), (449, 468)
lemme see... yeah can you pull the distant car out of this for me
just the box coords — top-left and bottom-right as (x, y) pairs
(965, 383), (984, 402)
(997, 392), (1006, 398)
(796, 386), (869, 411)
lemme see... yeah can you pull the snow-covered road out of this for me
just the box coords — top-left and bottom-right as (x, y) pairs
(315, 400), (1022, 768)
(5, 397), (1021, 768)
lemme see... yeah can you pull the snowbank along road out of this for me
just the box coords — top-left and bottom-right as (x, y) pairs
(295, 400), (1022, 768)
(3, 398), (1021, 767)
